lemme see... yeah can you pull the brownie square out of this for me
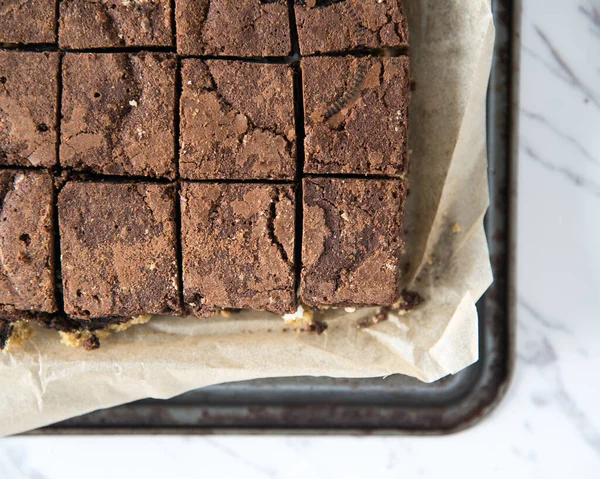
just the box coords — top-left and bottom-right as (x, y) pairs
(176, 0), (291, 57)
(181, 182), (296, 317)
(0, 170), (57, 316)
(59, 182), (181, 319)
(294, 0), (408, 55)
(301, 178), (407, 308)
(0, 0), (57, 44)
(61, 53), (176, 179)
(59, 0), (172, 49)
(302, 56), (410, 176)
(180, 60), (296, 180)
(0, 51), (59, 168)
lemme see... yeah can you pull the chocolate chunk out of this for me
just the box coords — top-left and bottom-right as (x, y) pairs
(176, 0), (291, 57)
(301, 178), (407, 308)
(181, 182), (296, 317)
(61, 53), (177, 179)
(0, 51), (59, 168)
(0, 170), (57, 315)
(295, 0), (409, 55)
(0, 0), (57, 44)
(180, 60), (296, 180)
(58, 181), (181, 319)
(59, 0), (172, 49)
(302, 56), (410, 176)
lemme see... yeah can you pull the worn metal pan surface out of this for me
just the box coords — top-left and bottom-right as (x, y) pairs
(35, 0), (518, 435)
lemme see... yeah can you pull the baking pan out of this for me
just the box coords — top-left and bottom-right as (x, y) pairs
(36, 0), (518, 435)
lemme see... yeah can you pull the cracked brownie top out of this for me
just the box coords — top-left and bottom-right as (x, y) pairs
(176, 0), (292, 57)
(60, 53), (177, 179)
(59, 181), (181, 319)
(294, 0), (409, 55)
(180, 60), (296, 181)
(0, 169), (57, 316)
(0, 51), (60, 168)
(181, 182), (296, 318)
(301, 177), (407, 308)
(59, 0), (173, 49)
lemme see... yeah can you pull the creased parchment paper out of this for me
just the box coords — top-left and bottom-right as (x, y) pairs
(0, 0), (495, 436)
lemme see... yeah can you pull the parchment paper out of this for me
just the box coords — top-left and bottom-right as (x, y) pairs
(0, 0), (495, 436)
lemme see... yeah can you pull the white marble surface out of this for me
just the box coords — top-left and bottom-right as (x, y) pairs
(1, 0), (600, 477)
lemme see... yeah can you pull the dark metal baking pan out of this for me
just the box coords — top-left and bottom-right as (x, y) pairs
(35, 0), (518, 435)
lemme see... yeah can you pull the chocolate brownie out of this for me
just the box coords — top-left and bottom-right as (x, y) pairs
(0, 170), (57, 317)
(302, 56), (410, 176)
(59, 0), (172, 49)
(60, 53), (176, 179)
(59, 181), (181, 319)
(181, 182), (296, 317)
(180, 60), (296, 180)
(0, 0), (57, 44)
(294, 0), (409, 55)
(176, 0), (291, 57)
(300, 178), (407, 308)
(0, 51), (59, 168)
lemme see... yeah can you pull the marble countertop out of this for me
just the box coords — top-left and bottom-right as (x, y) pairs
(1, 0), (599, 477)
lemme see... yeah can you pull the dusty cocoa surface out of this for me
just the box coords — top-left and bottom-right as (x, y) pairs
(295, 0), (408, 55)
(61, 53), (176, 179)
(0, 170), (57, 314)
(180, 60), (296, 180)
(0, 51), (59, 168)
(302, 56), (410, 176)
(181, 182), (296, 317)
(176, 0), (291, 57)
(0, 0), (57, 44)
(301, 178), (407, 308)
(59, 181), (181, 319)
(59, 0), (172, 49)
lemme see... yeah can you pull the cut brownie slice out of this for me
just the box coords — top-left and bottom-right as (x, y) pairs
(176, 0), (291, 57)
(294, 0), (409, 55)
(61, 53), (176, 179)
(0, 170), (57, 317)
(59, 182), (181, 319)
(180, 60), (296, 180)
(0, 51), (59, 168)
(181, 182), (296, 317)
(301, 178), (407, 308)
(59, 0), (172, 49)
(302, 56), (410, 176)
(0, 0), (57, 44)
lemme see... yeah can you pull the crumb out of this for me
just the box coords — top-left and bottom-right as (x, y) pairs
(108, 315), (152, 333)
(393, 290), (424, 313)
(59, 330), (100, 351)
(220, 310), (232, 318)
(452, 223), (462, 233)
(1, 321), (33, 350)
(358, 307), (391, 329)
(282, 305), (315, 328)
(307, 319), (328, 335)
